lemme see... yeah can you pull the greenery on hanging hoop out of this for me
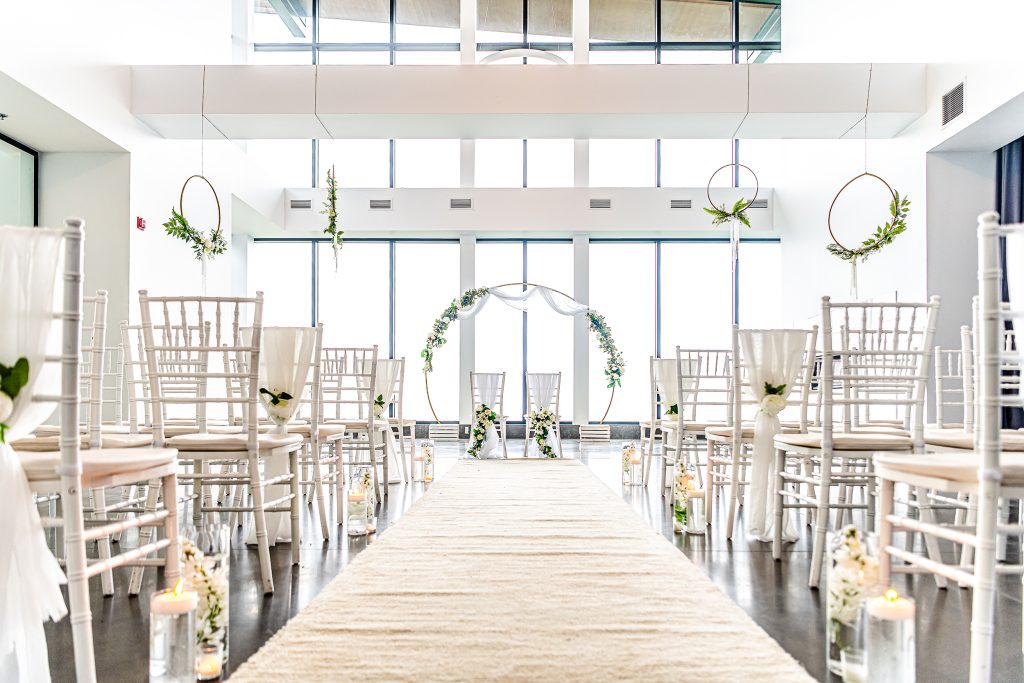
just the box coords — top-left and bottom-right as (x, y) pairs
(703, 162), (759, 228)
(826, 172), (910, 263)
(322, 165), (343, 269)
(164, 175), (226, 260)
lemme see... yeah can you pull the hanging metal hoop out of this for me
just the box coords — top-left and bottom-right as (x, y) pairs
(827, 172), (896, 252)
(706, 163), (759, 213)
(423, 282), (617, 425)
(179, 174), (222, 233)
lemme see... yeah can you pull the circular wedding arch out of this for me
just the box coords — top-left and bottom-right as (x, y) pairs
(421, 282), (625, 424)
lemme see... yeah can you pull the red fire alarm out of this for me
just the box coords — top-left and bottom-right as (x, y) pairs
(136, 217), (146, 231)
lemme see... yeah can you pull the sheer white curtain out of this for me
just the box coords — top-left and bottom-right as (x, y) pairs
(0, 226), (67, 683)
(739, 329), (809, 543)
(458, 285), (589, 319)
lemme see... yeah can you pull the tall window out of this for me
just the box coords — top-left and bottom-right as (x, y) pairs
(317, 242), (390, 349)
(589, 242), (656, 422)
(475, 243), (525, 416)
(525, 242), (574, 418)
(0, 134), (36, 226)
(248, 242), (314, 327)
(661, 242), (732, 350)
(394, 242), (462, 421)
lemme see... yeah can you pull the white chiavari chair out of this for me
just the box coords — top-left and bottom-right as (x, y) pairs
(9, 220), (181, 683)
(704, 326), (818, 538)
(139, 291), (304, 594)
(470, 371), (510, 458)
(524, 372), (563, 456)
(650, 349), (731, 488)
(876, 213), (1024, 680)
(646, 356), (698, 488)
(772, 296), (941, 588)
(321, 346), (390, 503)
(390, 358), (417, 479)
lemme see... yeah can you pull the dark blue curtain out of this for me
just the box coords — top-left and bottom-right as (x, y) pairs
(995, 139), (1024, 428)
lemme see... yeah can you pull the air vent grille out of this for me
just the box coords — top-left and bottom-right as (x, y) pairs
(289, 198), (312, 210)
(670, 199), (692, 209)
(942, 82), (964, 126)
(590, 198), (612, 210)
(369, 199), (392, 210)
(748, 198), (768, 210)
(450, 198), (473, 210)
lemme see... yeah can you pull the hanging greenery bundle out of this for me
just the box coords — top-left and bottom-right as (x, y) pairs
(322, 165), (344, 270)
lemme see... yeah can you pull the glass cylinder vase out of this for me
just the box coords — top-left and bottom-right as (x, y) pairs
(825, 529), (879, 677)
(149, 584), (198, 683)
(866, 591), (915, 683)
(414, 440), (435, 483)
(183, 524), (230, 671)
(621, 442), (640, 486)
(347, 466), (374, 537)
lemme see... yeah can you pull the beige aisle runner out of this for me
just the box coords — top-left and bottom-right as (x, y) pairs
(232, 459), (812, 682)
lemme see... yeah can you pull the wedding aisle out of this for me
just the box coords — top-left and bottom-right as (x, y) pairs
(232, 459), (811, 682)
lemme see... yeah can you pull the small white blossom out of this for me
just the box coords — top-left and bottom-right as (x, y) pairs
(760, 394), (787, 416)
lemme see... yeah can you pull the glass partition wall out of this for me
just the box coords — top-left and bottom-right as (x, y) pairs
(0, 133), (37, 226)
(248, 237), (780, 423)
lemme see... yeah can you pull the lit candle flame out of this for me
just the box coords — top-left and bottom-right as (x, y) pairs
(172, 578), (185, 597)
(884, 588), (899, 602)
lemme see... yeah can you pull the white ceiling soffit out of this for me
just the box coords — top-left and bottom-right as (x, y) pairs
(0, 71), (122, 152)
(132, 63), (925, 141)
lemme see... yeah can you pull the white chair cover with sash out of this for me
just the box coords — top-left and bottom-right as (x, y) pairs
(473, 373), (502, 459)
(738, 329), (809, 542)
(0, 226), (68, 683)
(245, 326), (315, 546)
(526, 372), (559, 457)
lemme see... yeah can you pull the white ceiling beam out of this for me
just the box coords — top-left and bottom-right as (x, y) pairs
(132, 63), (926, 140)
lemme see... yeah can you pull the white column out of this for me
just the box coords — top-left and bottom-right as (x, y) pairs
(573, 235), (590, 425)
(460, 139), (475, 188)
(460, 0), (477, 65)
(572, 0), (590, 64)
(574, 139), (589, 188)
(459, 235), (476, 425)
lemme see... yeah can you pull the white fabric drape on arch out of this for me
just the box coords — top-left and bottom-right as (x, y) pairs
(526, 373), (559, 457)
(0, 226), (68, 683)
(472, 373), (502, 458)
(456, 285), (590, 320)
(738, 329), (809, 543)
(243, 327), (315, 546)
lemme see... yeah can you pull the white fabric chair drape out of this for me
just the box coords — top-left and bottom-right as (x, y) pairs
(526, 373), (558, 411)
(473, 373), (502, 459)
(0, 226), (68, 683)
(244, 327), (315, 546)
(738, 329), (809, 543)
(653, 359), (680, 421)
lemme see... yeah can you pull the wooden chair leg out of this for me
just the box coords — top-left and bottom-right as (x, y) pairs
(310, 443), (330, 541)
(162, 473), (180, 588)
(916, 485), (949, 589)
(726, 443), (741, 540)
(773, 448), (786, 560)
(290, 448), (301, 565)
(128, 479), (161, 595)
(705, 440), (715, 527)
(248, 452), (275, 594)
(808, 452), (832, 588)
(93, 486), (115, 596)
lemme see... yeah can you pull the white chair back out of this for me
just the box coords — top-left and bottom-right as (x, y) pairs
(731, 325), (819, 430)
(525, 372), (560, 414)
(672, 349), (732, 428)
(320, 346), (380, 425)
(933, 325), (974, 430)
(820, 297), (940, 447)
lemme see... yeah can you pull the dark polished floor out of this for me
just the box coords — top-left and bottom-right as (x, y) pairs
(45, 441), (1023, 682)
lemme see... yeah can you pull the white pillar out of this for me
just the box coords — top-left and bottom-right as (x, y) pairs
(574, 139), (589, 188)
(573, 235), (590, 425)
(459, 235), (476, 425)
(572, 0), (589, 64)
(460, 139), (475, 188)
(460, 0), (477, 65)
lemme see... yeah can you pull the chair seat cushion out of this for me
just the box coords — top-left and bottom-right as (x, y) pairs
(808, 425), (911, 436)
(924, 429), (1024, 451)
(662, 420), (728, 433)
(875, 451), (1024, 486)
(11, 433), (155, 452)
(283, 423), (347, 440)
(705, 425), (802, 439)
(34, 424), (134, 437)
(323, 419), (389, 432)
(19, 447), (178, 485)
(774, 432), (913, 451)
(166, 432), (302, 452)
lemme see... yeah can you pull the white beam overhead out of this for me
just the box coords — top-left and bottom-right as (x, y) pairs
(132, 63), (925, 140)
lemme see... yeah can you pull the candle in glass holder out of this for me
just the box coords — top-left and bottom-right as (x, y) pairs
(150, 580), (198, 683)
(866, 589), (915, 682)
(196, 642), (224, 681)
(685, 489), (706, 535)
(347, 491), (369, 537)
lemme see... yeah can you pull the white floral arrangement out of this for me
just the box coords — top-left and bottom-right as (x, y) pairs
(359, 467), (373, 494)
(760, 382), (787, 417)
(0, 357), (29, 443)
(827, 525), (879, 654)
(259, 387), (293, 425)
(182, 539), (229, 656)
(467, 404), (497, 458)
(527, 408), (557, 458)
(373, 393), (387, 420)
(673, 468), (697, 531)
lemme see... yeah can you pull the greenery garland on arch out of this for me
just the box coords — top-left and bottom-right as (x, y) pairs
(420, 284), (625, 422)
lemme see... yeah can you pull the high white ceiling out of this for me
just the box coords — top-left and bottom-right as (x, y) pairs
(132, 63), (925, 141)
